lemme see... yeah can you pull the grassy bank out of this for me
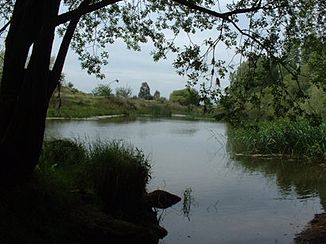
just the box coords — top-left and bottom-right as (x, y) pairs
(228, 119), (326, 161)
(47, 86), (209, 119)
(0, 139), (165, 243)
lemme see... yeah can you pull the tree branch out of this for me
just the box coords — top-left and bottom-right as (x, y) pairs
(56, 0), (122, 26)
(0, 20), (11, 35)
(228, 19), (266, 51)
(49, 1), (91, 95)
(171, 0), (262, 21)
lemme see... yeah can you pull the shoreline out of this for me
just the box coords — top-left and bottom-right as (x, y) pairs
(46, 113), (216, 121)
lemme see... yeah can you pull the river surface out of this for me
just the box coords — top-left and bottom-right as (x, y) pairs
(45, 117), (326, 243)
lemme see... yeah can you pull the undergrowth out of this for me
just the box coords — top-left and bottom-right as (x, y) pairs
(0, 139), (159, 243)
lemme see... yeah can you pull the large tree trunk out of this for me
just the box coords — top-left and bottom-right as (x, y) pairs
(0, 0), (61, 186)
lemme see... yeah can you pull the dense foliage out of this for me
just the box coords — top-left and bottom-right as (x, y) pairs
(169, 87), (200, 106)
(219, 35), (326, 124)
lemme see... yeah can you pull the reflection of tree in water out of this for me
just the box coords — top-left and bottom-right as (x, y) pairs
(230, 156), (326, 209)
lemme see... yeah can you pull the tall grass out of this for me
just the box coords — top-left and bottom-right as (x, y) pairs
(85, 141), (151, 215)
(38, 139), (151, 213)
(1, 139), (158, 243)
(228, 119), (326, 160)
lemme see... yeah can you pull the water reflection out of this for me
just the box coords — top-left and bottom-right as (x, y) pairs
(226, 126), (326, 210)
(182, 187), (194, 221)
(230, 157), (326, 209)
(45, 118), (324, 243)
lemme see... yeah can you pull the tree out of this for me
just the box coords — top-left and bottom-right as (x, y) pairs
(0, 0), (324, 185)
(170, 88), (200, 106)
(138, 82), (152, 100)
(220, 35), (326, 122)
(92, 84), (113, 98)
(116, 86), (132, 98)
(153, 90), (161, 100)
(67, 81), (74, 89)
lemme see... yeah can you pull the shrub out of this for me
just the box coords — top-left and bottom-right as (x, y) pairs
(116, 86), (132, 98)
(92, 84), (113, 98)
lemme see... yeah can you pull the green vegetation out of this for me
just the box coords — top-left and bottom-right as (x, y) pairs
(116, 86), (132, 98)
(0, 139), (164, 243)
(92, 83), (114, 98)
(47, 86), (210, 119)
(220, 35), (326, 160)
(228, 119), (326, 161)
(86, 141), (151, 215)
(220, 35), (326, 123)
(169, 87), (200, 106)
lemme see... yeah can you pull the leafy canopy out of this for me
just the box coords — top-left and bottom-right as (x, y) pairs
(220, 35), (326, 123)
(0, 0), (324, 88)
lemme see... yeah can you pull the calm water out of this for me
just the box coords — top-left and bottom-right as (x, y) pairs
(45, 117), (326, 243)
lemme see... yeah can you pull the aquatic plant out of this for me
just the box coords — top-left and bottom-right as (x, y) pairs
(228, 119), (326, 160)
(182, 187), (193, 221)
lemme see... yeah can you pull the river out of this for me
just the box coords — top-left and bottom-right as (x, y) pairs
(45, 117), (326, 243)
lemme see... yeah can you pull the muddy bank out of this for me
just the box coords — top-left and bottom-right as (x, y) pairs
(295, 213), (326, 243)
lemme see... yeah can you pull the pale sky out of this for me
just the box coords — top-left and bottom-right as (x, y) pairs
(60, 34), (238, 98)
(56, 0), (239, 98)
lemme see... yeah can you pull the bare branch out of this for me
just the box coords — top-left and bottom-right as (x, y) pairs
(228, 18), (269, 53)
(56, 0), (123, 26)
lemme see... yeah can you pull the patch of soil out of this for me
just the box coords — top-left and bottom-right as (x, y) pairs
(295, 213), (326, 243)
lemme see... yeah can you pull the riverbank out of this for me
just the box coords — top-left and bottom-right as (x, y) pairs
(296, 213), (326, 243)
(0, 139), (179, 243)
(47, 86), (214, 119)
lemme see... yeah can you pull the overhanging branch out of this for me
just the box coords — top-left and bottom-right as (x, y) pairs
(171, 0), (262, 21)
(56, 0), (122, 26)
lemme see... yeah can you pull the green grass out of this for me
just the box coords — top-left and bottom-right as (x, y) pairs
(47, 86), (212, 119)
(84, 140), (151, 216)
(0, 139), (162, 243)
(228, 119), (326, 160)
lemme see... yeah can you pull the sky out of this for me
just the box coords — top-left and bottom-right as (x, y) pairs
(1, 0), (244, 98)
(54, 0), (242, 98)
(61, 41), (188, 98)
(59, 35), (238, 98)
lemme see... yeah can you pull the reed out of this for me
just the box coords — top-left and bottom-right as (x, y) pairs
(228, 119), (326, 160)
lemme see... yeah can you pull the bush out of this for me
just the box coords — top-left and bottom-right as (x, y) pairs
(116, 86), (132, 98)
(92, 84), (113, 98)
